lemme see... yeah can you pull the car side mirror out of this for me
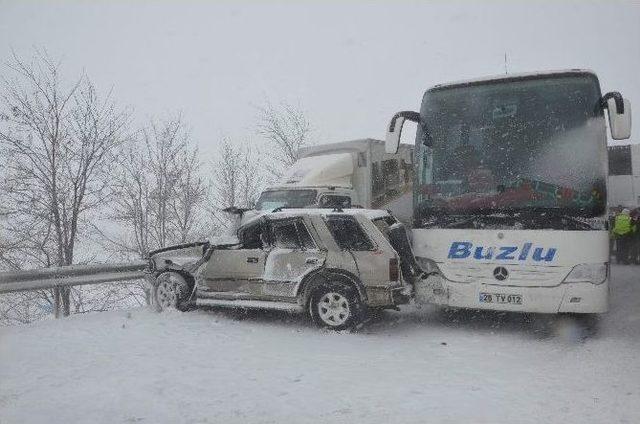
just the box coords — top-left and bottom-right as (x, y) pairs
(603, 92), (632, 140)
(386, 111), (420, 154)
(222, 206), (250, 216)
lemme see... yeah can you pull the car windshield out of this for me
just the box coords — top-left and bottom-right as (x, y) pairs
(415, 74), (607, 227)
(255, 189), (318, 211)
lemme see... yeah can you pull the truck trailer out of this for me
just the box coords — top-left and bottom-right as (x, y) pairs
(251, 138), (414, 224)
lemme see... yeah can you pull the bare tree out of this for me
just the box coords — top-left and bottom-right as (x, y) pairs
(170, 141), (208, 243)
(209, 139), (263, 232)
(0, 212), (60, 323)
(0, 50), (130, 316)
(108, 115), (207, 259)
(256, 101), (312, 176)
(0, 291), (52, 325)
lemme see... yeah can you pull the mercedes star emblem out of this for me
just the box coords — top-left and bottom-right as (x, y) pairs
(493, 266), (509, 281)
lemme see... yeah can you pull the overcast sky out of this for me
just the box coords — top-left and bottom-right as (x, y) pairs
(1, 1), (639, 157)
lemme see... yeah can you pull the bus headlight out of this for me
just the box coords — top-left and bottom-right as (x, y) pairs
(415, 257), (441, 274)
(563, 263), (608, 285)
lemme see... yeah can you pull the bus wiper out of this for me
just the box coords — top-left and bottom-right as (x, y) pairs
(554, 214), (594, 230)
(439, 211), (595, 230)
(514, 210), (595, 230)
(439, 211), (517, 228)
(443, 216), (478, 228)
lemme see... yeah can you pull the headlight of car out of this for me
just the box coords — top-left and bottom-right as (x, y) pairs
(415, 256), (441, 275)
(563, 263), (608, 285)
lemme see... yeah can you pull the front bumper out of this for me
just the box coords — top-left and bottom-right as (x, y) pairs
(414, 273), (609, 314)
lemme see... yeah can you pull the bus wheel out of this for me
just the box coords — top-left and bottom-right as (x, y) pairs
(555, 313), (600, 340)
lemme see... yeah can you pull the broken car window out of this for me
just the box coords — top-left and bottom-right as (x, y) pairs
(296, 221), (317, 250)
(238, 221), (267, 249)
(272, 221), (301, 249)
(325, 215), (374, 251)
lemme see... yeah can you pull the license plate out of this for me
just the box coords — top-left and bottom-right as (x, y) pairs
(479, 292), (523, 305)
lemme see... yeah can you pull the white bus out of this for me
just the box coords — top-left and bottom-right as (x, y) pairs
(385, 70), (631, 314)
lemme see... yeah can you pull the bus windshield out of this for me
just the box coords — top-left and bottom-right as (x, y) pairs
(415, 73), (607, 228)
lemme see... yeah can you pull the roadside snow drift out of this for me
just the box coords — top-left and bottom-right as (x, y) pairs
(1, 266), (639, 424)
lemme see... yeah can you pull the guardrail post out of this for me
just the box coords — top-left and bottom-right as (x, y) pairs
(53, 287), (61, 319)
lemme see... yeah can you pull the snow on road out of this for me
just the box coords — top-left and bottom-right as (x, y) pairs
(1, 266), (639, 424)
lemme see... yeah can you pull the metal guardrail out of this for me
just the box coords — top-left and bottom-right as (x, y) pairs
(0, 261), (149, 295)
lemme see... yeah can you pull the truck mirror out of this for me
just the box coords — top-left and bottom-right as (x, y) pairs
(603, 92), (632, 140)
(386, 111), (420, 154)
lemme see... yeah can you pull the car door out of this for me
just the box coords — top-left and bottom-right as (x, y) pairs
(262, 218), (326, 299)
(201, 248), (267, 297)
(201, 220), (268, 297)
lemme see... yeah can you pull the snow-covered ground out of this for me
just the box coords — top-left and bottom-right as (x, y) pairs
(1, 266), (639, 424)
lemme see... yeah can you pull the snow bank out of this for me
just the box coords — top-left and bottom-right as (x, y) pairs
(1, 266), (639, 424)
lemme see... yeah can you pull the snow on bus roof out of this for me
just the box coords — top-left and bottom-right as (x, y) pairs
(429, 69), (597, 91)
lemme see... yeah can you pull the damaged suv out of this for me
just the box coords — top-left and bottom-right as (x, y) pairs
(147, 209), (414, 330)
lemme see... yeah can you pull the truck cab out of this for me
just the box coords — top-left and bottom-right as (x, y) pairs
(240, 139), (414, 226)
(255, 186), (355, 211)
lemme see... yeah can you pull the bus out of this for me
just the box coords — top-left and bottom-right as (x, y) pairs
(385, 70), (631, 314)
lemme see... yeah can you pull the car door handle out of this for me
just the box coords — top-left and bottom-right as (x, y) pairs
(247, 257), (259, 263)
(305, 258), (319, 264)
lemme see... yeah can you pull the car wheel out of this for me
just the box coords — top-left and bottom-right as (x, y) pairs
(309, 283), (363, 330)
(153, 272), (192, 312)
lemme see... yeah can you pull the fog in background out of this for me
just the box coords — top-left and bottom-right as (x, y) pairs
(1, 0), (638, 156)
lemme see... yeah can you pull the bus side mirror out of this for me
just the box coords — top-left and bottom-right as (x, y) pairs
(603, 92), (631, 140)
(386, 111), (420, 154)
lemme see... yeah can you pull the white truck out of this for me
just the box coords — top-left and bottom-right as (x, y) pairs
(251, 139), (414, 224)
(385, 70), (632, 315)
(607, 143), (640, 209)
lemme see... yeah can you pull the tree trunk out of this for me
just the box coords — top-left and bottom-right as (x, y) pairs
(53, 287), (61, 318)
(61, 286), (71, 316)
(144, 286), (151, 306)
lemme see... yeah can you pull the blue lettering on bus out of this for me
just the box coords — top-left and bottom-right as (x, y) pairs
(495, 246), (518, 260)
(448, 242), (472, 259)
(447, 241), (557, 262)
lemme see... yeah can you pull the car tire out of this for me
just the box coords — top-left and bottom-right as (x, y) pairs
(309, 282), (363, 330)
(153, 272), (193, 312)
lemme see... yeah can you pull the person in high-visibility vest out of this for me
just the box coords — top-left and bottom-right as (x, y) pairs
(630, 208), (640, 265)
(612, 209), (636, 264)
